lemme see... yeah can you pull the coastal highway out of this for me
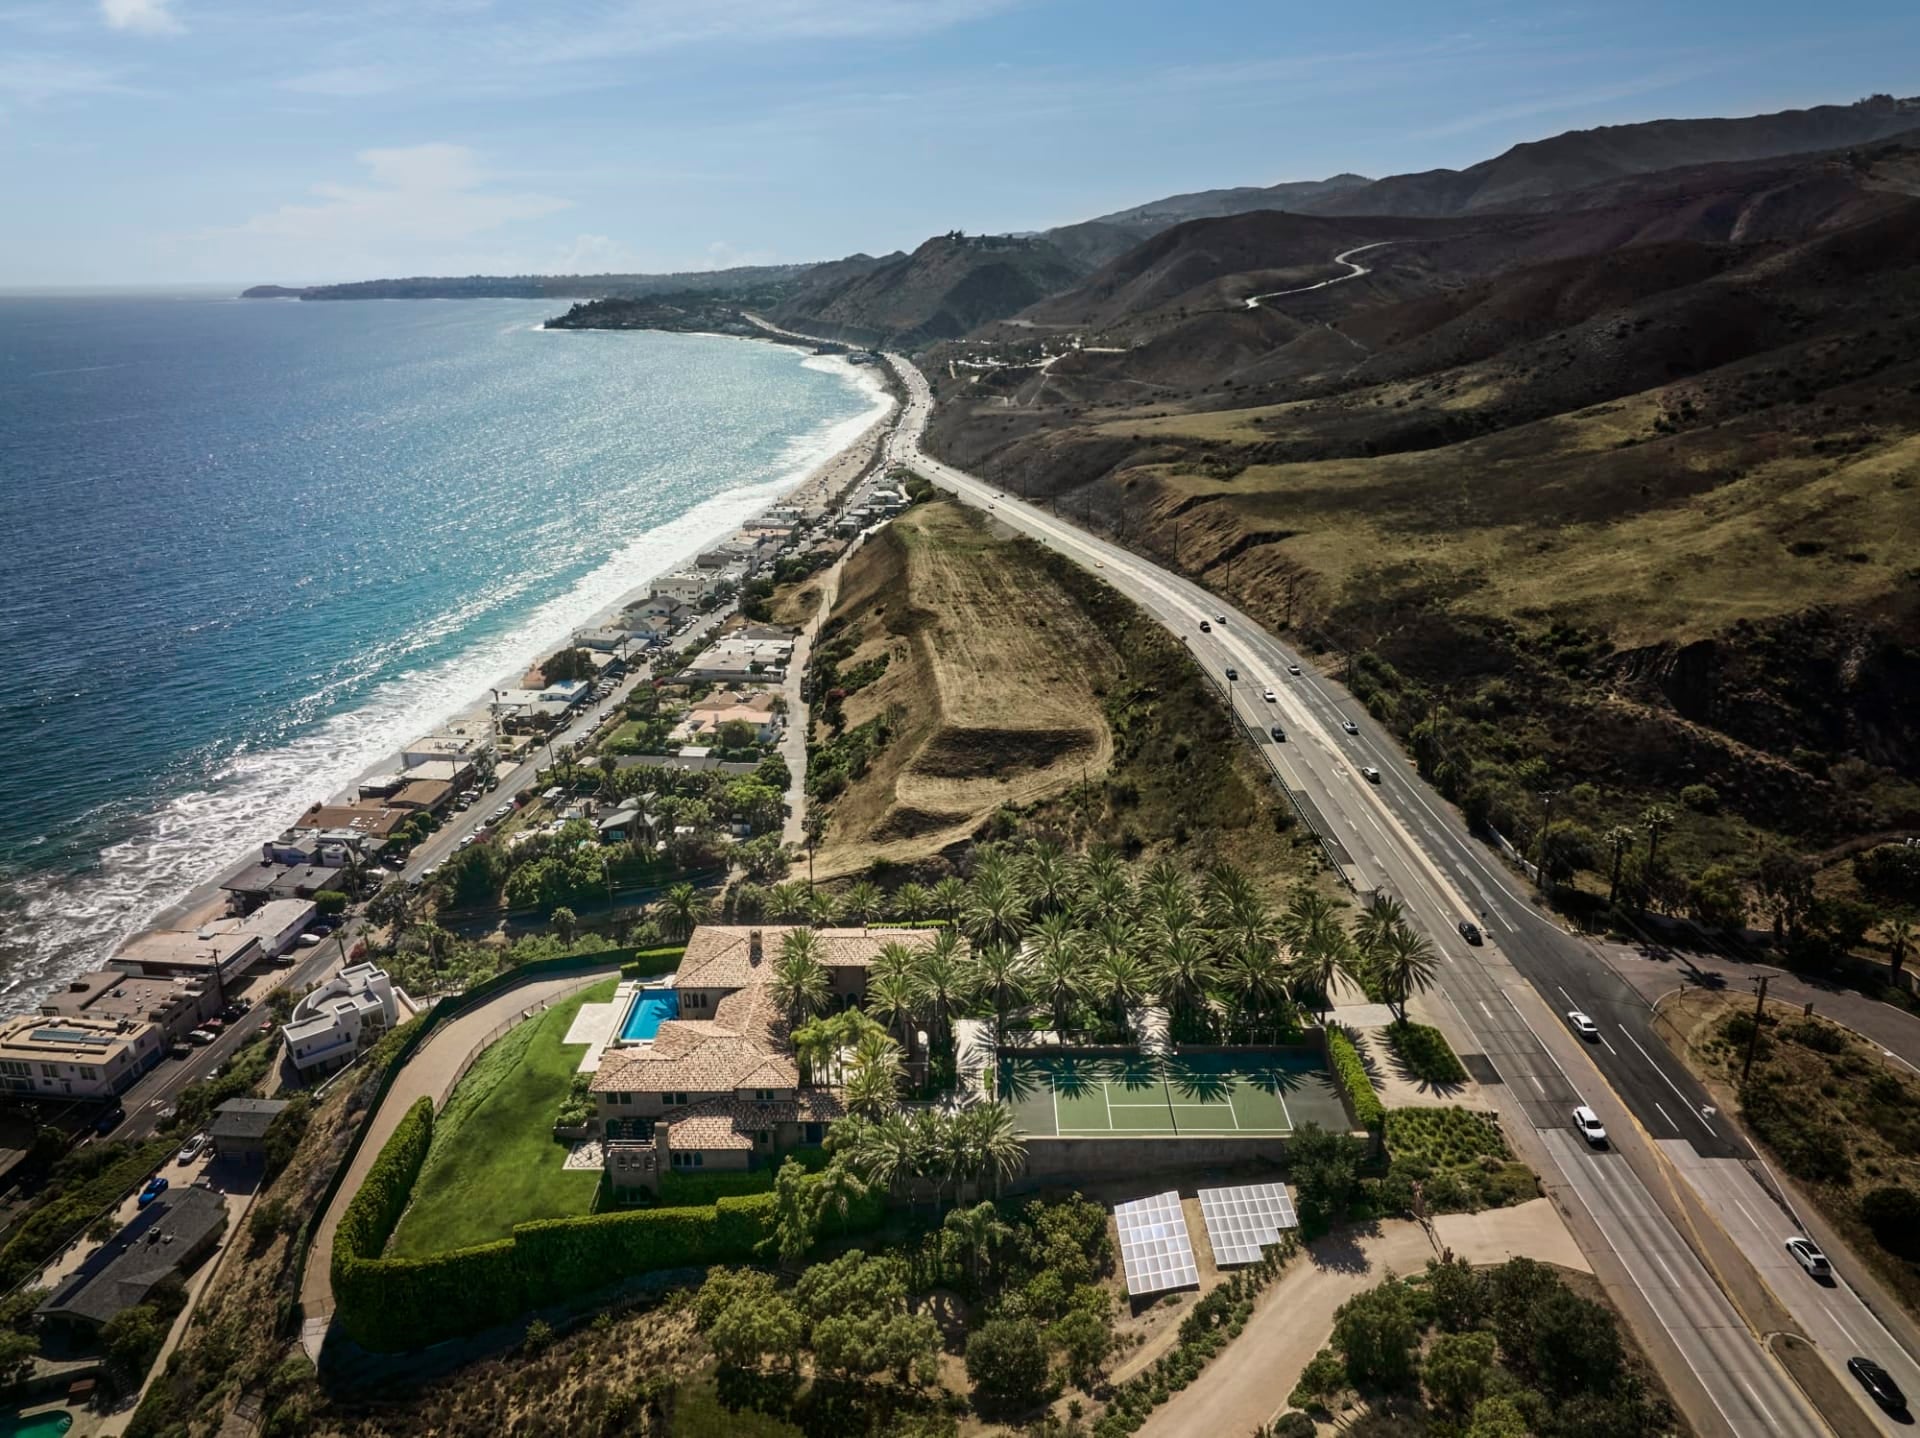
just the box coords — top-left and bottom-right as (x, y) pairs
(880, 351), (1882, 1436)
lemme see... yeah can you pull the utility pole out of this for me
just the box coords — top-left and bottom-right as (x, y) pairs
(1742, 976), (1770, 1082)
(1534, 791), (1557, 884)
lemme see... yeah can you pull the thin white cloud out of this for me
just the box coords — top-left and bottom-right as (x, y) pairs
(100, 0), (182, 35)
(0, 53), (137, 107)
(279, 63), (409, 98)
(212, 143), (571, 277)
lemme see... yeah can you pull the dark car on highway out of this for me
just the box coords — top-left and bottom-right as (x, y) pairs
(1848, 1357), (1907, 1413)
(1457, 920), (1483, 945)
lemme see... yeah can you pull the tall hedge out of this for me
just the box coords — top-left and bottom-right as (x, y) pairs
(1326, 1028), (1385, 1132)
(332, 1151), (884, 1351)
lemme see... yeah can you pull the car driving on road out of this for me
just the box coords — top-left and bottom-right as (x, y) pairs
(1457, 919), (1482, 945)
(1269, 725), (1286, 743)
(1287, 663), (1301, 676)
(1360, 766), (1381, 783)
(1567, 1011), (1599, 1039)
(1342, 719), (1359, 734)
(1224, 666), (1238, 681)
(1198, 619), (1211, 633)
(1785, 1237), (1832, 1280)
(1572, 1105), (1608, 1146)
(1848, 1357), (1907, 1413)
(1262, 686), (1277, 703)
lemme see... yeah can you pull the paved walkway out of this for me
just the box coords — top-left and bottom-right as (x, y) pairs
(297, 965), (621, 1356)
(1137, 1199), (1586, 1437)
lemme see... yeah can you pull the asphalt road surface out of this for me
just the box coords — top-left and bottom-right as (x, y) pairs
(881, 351), (1858, 1437)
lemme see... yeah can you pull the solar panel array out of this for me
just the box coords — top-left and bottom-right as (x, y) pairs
(1113, 1190), (1199, 1297)
(1196, 1182), (1299, 1266)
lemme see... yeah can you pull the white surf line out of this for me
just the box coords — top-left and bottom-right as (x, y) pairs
(1245, 242), (1395, 308)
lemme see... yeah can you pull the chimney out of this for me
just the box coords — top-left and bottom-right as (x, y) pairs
(749, 930), (763, 966)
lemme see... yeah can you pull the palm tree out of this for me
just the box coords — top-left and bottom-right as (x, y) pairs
(971, 941), (1029, 1033)
(803, 886), (837, 927)
(772, 929), (831, 1028)
(841, 878), (883, 931)
(1282, 888), (1354, 1020)
(1374, 924), (1440, 1024)
(1153, 929), (1215, 1031)
(1886, 913), (1917, 988)
(1141, 860), (1194, 933)
(792, 1019), (839, 1087)
(910, 1108), (947, 1209)
(1603, 826), (1638, 907)
(1201, 862), (1259, 929)
(892, 881), (931, 924)
(1029, 912), (1087, 1034)
(844, 1034), (902, 1119)
(768, 881), (809, 923)
(1352, 891), (1406, 958)
(943, 1201), (1012, 1289)
(871, 939), (919, 984)
(915, 927), (970, 1048)
(931, 876), (969, 925)
(866, 968), (922, 1055)
(965, 872), (1028, 951)
(1221, 941), (1287, 1038)
(551, 906), (578, 945)
(660, 882), (705, 940)
(1078, 845), (1124, 894)
(964, 1102), (1027, 1198)
(1640, 805), (1677, 873)
(1021, 840), (1077, 917)
(1077, 865), (1135, 931)
(1092, 945), (1148, 1036)
(845, 1113), (915, 1199)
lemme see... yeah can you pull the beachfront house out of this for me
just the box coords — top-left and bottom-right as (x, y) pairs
(678, 635), (795, 684)
(40, 970), (218, 1048)
(650, 570), (714, 606)
(0, 1013), (164, 1100)
(589, 925), (938, 1194)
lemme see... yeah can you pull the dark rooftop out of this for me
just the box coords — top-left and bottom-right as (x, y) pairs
(37, 1186), (227, 1328)
(210, 1098), (291, 1142)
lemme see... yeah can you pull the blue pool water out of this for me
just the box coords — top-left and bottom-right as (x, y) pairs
(620, 988), (680, 1043)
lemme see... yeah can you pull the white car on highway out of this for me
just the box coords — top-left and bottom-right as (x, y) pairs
(1342, 719), (1359, 735)
(1572, 1105), (1608, 1146)
(1567, 1011), (1599, 1039)
(1262, 686), (1277, 703)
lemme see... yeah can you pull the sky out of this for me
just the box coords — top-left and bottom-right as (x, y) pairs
(2, 0), (1916, 287)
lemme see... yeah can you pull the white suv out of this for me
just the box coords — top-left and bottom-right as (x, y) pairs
(1572, 1105), (1608, 1146)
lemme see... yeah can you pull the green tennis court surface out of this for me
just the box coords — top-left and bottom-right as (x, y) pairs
(997, 1050), (1349, 1137)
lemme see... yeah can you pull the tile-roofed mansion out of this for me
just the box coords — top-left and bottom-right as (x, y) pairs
(587, 925), (940, 1195)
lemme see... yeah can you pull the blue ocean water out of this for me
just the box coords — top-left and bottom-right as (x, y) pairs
(0, 294), (888, 1004)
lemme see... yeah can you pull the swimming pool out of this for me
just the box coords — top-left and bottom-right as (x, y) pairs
(2, 1412), (73, 1438)
(618, 988), (679, 1044)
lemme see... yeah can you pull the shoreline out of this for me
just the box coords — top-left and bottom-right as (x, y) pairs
(15, 338), (896, 1008)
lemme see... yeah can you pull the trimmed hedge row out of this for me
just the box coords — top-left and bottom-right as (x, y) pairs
(1384, 1020), (1468, 1085)
(333, 1116), (880, 1351)
(620, 946), (687, 980)
(1327, 1027), (1384, 1131)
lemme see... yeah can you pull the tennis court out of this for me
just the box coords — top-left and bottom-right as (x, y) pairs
(997, 1050), (1350, 1138)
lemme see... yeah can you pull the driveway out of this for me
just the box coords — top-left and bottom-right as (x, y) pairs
(1137, 1199), (1586, 1438)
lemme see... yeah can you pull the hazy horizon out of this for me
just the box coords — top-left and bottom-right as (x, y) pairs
(2, 0), (1916, 287)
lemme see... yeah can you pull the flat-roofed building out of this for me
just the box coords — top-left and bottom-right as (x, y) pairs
(40, 970), (217, 1046)
(114, 899), (315, 982)
(387, 779), (453, 813)
(284, 963), (401, 1075)
(288, 801), (410, 842)
(401, 732), (489, 769)
(0, 1014), (162, 1100)
(220, 861), (342, 914)
(650, 570), (714, 606)
(209, 1098), (291, 1164)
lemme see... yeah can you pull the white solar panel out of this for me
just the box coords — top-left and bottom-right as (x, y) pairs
(1196, 1183), (1298, 1266)
(1113, 1190), (1199, 1297)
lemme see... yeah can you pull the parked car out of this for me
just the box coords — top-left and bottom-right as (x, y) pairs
(1342, 718), (1359, 734)
(1457, 920), (1483, 946)
(1785, 1237), (1832, 1280)
(1269, 725), (1287, 743)
(1572, 1105), (1608, 1146)
(94, 1106), (126, 1136)
(295, 932), (323, 948)
(138, 1176), (169, 1209)
(167, 1042), (190, 1061)
(177, 1133), (208, 1165)
(1848, 1357), (1907, 1413)
(202, 1017), (224, 1032)
(1567, 1011), (1599, 1039)
(187, 1028), (215, 1046)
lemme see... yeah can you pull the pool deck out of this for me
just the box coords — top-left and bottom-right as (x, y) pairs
(565, 980), (633, 1074)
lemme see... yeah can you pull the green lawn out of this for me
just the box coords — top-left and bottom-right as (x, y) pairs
(386, 977), (615, 1257)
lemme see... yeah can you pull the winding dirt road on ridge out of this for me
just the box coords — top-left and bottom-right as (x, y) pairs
(1244, 241), (1394, 308)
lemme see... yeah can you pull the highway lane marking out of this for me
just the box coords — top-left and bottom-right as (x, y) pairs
(1531, 1076), (1546, 1095)
(1621, 1026), (1719, 1135)
(1731, 1195), (1764, 1234)
(1822, 1302), (1861, 1349)
(1654, 1101), (1679, 1133)
(1479, 1000), (1493, 1020)
(1742, 1380), (1780, 1431)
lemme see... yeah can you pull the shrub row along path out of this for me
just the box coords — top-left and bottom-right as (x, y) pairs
(298, 964), (623, 1359)
(1137, 1198), (1588, 1438)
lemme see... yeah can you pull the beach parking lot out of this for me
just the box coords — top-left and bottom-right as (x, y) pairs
(997, 1050), (1349, 1138)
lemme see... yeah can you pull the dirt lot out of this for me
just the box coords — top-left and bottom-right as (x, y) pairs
(813, 499), (1121, 876)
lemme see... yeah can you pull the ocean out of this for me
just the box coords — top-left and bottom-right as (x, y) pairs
(0, 293), (889, 1007)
